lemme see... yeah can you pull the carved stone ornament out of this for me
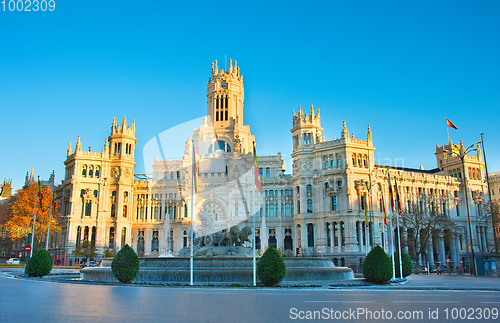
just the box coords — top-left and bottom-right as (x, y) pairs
(123, 167), (131, 178)
(111, 167), (120, 178)
(197, 200), (224, 234)
(302, 160), (313, 171)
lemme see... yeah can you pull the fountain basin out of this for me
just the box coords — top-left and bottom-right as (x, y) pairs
(81, 257), (354, 283)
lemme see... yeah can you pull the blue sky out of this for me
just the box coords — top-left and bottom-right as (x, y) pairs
(1, 1), (499, 191)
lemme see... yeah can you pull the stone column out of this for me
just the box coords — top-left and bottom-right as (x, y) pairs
(438, 235), (446, 264)
(426, 235), (434, 267)
(451, 235), (459, 267)
(144, 229), (151, 256)
(301, 221), (307, 251)
(317, 220), (326, 253)
(356, 221), (362, 252)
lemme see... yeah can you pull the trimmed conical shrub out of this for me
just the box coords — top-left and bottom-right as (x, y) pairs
(25, 249), (52, 277)
(392, 249), (413, 278)
(257, 247), (286, 286)
(362, 245), (392, 283)
(111, 244), (139, 283)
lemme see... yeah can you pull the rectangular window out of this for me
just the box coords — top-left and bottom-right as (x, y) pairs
(85, 202), (91, 216)
(332, 196), (337, 211)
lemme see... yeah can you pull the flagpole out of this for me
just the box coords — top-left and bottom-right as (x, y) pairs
(190, 138), (195, 286)
(447, 122), (450, 142)
(30, 177), (39, 258)
(395, 179), (403, 279)
(387, 171), (395, 281)
(46, 190), (54, 250)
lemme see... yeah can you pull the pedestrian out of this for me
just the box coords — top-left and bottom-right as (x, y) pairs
(69, 259), (73, 266)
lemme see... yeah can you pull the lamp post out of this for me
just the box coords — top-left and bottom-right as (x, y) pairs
(480, 133), (498, 256)
(445, 143), (477, 276)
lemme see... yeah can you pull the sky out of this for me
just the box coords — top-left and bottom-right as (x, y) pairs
(0, 1), (499, 192)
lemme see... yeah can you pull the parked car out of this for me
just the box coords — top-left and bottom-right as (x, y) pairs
(6, 258), (20, 264)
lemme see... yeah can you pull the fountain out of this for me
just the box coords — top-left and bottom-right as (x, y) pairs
(81, 225), (354, 283)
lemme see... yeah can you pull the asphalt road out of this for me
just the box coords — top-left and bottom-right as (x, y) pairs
(1, 270), (499, 323)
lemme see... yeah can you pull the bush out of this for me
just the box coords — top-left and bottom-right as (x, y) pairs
(392, 249), (413, 278)
(257, 247), (286, 286)
(362, 245), (392, 284)
(25, 249), (52, 277)
(111, 244), (139, 283)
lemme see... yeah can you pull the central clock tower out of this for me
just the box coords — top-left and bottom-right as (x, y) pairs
(193, 59), (254, 154)
(207, 59), (244, 127)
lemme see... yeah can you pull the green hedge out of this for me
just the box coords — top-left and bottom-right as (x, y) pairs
(362, 245), (392, 284)
(392, 249), (413, 278)
(111, 244), (139, 283)
(257, 247), (286, 286)
(25, 249), (52, 277)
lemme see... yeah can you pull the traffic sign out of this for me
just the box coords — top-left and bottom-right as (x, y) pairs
(24, 245), (31, 253)
(446, 258), (450, 264)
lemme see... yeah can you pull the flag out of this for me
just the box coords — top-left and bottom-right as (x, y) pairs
(214, 129), (219, 142)
(37, 180), (44, 212)
(388, 174), (395, 213)
(381, 193), (387, 225)
(192, 140), (197, 193)
(395, 179), (402, 216)
(253, 143), (263, 194)
(364, 196), (368, 227)
(446, 118), (458, 130)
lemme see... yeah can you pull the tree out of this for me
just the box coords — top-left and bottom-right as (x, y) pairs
(72, 240), (98, 261)
(257, 247), (286, 286)
(392, 249), (413, 278)
(111, 245), (139, 283)
(0, 183), (60, 252)
(398, 201), (456, 268)
(362, 245), (392, 283)
(481, 199), (499, 254)
(25, 249), (52, 277)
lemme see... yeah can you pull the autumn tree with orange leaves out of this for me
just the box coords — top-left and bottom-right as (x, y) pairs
(0, 183), (60, 252)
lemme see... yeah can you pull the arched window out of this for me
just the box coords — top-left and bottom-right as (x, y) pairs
(325, 182), (329, 190)
(91, 226), (96, 246)
(109, 227), (115, 249)
(307, 199), (313, 213)
(89, 168), (93, 177)
(266, 167), (270, 177)
(121, 228), (126, 248)
(269, 204), (275, 217)
(325, 160), (329, 168)
(338, 159), (342, 166)
(123, 205), (127, 218)
(76, 226), (81, 246)
(82, 167), (87, 177)
(95, 168), (100, 178)
(84, 226), (89, 241)
(259, 168), (263, 177)
(208, 140), (231, 153)
(307, 223), (314, 247)
(306, 184), (312, 191)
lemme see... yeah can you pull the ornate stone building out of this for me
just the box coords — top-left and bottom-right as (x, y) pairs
(52, 60), (495, 269)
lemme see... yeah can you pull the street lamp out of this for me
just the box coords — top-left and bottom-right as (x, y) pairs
(445, 143), (477, 276)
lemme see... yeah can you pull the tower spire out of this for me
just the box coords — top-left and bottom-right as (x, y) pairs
(76, 136), (82, 151)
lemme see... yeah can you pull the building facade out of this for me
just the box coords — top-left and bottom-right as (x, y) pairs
(51, 60), (495, 269)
